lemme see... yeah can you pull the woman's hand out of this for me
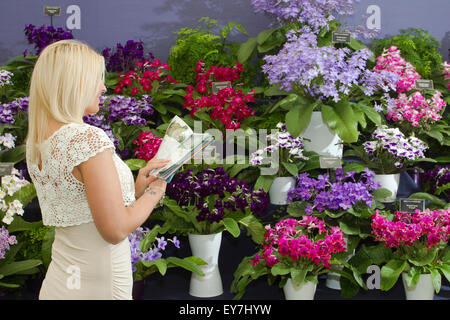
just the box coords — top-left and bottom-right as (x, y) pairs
(135, 158), (170, 198)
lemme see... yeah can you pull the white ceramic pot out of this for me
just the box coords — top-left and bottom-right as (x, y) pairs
(301, 111), (343, 158)
(269, 176), (296, 205)
(188, 232), (223, 298)
(283, 278), (317, 300)
(402, 273), (434, 300)
(373, 173), (401, 203)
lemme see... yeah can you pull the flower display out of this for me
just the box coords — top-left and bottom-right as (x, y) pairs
(133, 131), (162, 162)
(23, 24), (73, 56)
(287, 168), (380, 213)
(0, 226), (17, 259)
(0, 70), (14, 87)
(251, 0), (358, 33)
(363, 126), (428, 170)
(1, 168), (30, 225)
(166, 167), (268, 224)
(420, 165), (450, 202)
(114, 59), (176, 96)
(128, 227), (180, 273)
(83, 95), (154, 147)
(0, 133), (16, 151)
(262, 29), (398, 102)
(371, 209), (450, 249)
(102, 40), (155, 73)
(183, 60), (256, 130)
(374, 46), (421, 93)
(251, 217), (346, 269)
(0, 97), (29, 124)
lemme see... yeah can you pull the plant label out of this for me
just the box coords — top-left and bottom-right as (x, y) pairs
(212, 81), (231, 94)
(0, 163), (14, 177)
(399, 199), (425, 213)
(319, 157), (342, 169)
(332, 32), (351, 44)
(414, 80), (434, 90)
(44, 6), (61, 16)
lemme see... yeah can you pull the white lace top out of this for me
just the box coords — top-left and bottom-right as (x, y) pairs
(26, 123), (136, 227)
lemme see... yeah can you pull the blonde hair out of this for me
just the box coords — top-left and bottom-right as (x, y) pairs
(26, 39), (105, 164)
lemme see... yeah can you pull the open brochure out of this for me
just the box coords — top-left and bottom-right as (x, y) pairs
(149, 116), (214, 182)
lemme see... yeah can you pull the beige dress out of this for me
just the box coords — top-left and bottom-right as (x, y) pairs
(26, 123), (136, 300)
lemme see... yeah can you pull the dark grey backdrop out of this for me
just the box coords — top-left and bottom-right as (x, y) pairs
(0, 0), (449, 65)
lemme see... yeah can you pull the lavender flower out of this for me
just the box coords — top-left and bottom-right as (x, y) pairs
(0, 226), (17, 259)
(128, 227), (180, 273)
(102, 40), (155, 73)
(251, 0), (358, 33)
(287, 169), (381, 212)
(420, 165), (450, 202)
(166, 167), (269, 223)
(0, 133), (16, 151)
(0, 70), (14, 87)
(0, 97), (29, 124)
(24, 24), (73, 56)
(262, 29), (398, 102)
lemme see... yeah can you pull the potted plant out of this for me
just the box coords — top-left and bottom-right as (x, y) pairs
(371, 208), (450, 300)
(128, 225), (206, 300)
(348, 125), (431, 202)
(153, 167), (268, 297)
(231, 216), (347, 300)
(286, 167), (387, 290)
(250, 122), (312, 205)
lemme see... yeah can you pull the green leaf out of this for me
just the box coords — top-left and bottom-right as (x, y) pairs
(124, 158), (147, 171)
(430, 269), (441, 293)
(409, 192), (446, 207)
(287, 202), (308, 217)
(41, 227), (55, 268)
(285, 102), (317, 138)
(425, 130), (444, 144)
(290, 268), (307, 287)
(0, 260), (43, 277)
(338, 219), (360, 235)
(256, 28), (278, 45)
(356, 103), (382, 126)
(440, 264), (450, 282)
(254, 175), (275, 193)
(223, 217), (240, 238)
(321, 102), (359, 143)
(0, 281), (20, 288)
(154, 259), (168, 276)
(404, 266), (421, 287)
(408, 247), (438, 267)
(380, 259), (407, 291)
(0, 145), (26, 163)
(239, 215), (265, 244)
(237, 37), (257, 64)
(343, 162), (367, 173)
(7, 216), (41, 233)
(373, 188), (393, 201)
(282, 162), (298, 177)
(264, 84), (288, 97)
(441, 247), (450, 264)
(166, 256), (205, 277)
(271, 263), (290, 276)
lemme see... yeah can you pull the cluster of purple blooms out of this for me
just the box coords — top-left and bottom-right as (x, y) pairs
(166, 167), (269, 224)
(0, 97), (29, 125)
(363, 126), (428, 169)
(0, 70), (14, 87)
(262, 29), (399, 102)
(128, 227), (180, 273)
(102, 40), (155, 73)
(23, 24), (73, 56)
(251, 0), (358, 33)
(83, 95), (154, 146)
(287, 168), (381, 214)
(420, 165), (450, 202)
(0, 226), (17, 259)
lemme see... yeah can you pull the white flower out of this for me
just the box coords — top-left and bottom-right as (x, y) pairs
(2, 213), (13, 225)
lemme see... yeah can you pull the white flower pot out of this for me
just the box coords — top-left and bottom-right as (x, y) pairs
(326, 235), (353, 290)
(269, 176), (296, 205)
(373, 173), (400, 203)
(402, 273), (434, 300)
(301, 111), (343, 158)
(283, 278), (317, 300)
(188, 232), (223, 298)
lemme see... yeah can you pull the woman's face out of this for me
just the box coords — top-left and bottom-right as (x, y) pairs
(84, 82), (106, 116)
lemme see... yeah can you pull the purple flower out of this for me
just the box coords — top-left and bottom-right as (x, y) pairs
(102, 40), (155, 73)
(0, 226), (17, 260)
(24, 24), (74, 55)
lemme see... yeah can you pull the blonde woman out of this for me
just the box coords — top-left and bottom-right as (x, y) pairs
(25, 39), (169, 300)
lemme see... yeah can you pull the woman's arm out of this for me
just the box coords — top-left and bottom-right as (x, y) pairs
(78, 149), (168, 245)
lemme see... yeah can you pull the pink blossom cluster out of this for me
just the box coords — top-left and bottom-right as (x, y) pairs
(251, 217), (346, 269)
(443, 62), (450, 90)
(389, 90), (445, 126)
(371, 209), (450, 249)
(374, 46), (421, 93)
(133, 131), (162, 162)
